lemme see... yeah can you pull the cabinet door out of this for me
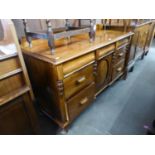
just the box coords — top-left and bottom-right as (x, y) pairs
(96, 54), (112, 92)
(0, 94), (36, 135)
(129, 32), (139, 63)
(145, 23), (155, 52)
(135, 25), (149, 58)
(140, 30), (148, 49)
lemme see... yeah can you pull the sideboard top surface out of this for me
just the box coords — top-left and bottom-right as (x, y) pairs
(21, 30), (134, 65)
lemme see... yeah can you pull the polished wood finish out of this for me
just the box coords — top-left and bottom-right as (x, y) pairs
(21, 31), (133, 65)
(0, 20), (38, 134)
(21, 29), (133, 129)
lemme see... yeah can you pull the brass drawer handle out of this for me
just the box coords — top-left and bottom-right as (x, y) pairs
(118, 52), (124, 57)
(117, 67), (122, 72)
(80, 97), (88, 105)
(76, 76), (86, 84)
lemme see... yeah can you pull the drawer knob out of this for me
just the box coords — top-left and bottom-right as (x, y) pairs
(80, 97), (88, 105)
(117, 67), (122, 72)
(118, 53), (124, 57)
(76, 76), (86, 84)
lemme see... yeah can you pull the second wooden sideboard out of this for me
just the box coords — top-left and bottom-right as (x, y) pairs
(21, 30), (134, 130)
(100, 20), (155, 71)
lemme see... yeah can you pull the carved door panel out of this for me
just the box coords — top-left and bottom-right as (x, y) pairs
(145, 23), (155, 52)
(96, 54), (112, 92)
(135, 25), (149, 58)
(141, 31), (148, 49)
(129, 31), (139, 63)
(137, 31), (144, 56)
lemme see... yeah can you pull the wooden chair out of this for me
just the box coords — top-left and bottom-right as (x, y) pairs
(102, 19), (132, 32)
(22, 19), (96, 54)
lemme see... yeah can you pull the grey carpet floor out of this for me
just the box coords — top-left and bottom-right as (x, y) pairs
(38, 39), (155, 135)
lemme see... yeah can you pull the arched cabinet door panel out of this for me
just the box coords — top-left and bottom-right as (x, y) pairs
(96, 54), (113, 92)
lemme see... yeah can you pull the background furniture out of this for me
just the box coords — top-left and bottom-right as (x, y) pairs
(0, 19), (39, 134)
(101, 19), (155, 71)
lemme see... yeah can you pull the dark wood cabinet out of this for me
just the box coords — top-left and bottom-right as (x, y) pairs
(0, 20), (39, 134)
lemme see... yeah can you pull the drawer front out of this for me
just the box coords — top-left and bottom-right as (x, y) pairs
(114, 46), (127, 64)
(67, 83), (95, 122)
(0, 73), (25, 97)
(63, 53), (95, 76)
(97, 44), (115, 59)
(112, 60), (125, 80)
(0, 57), (20, 76)
(64, 64), (94, 100)
(117, 38), (129, 47)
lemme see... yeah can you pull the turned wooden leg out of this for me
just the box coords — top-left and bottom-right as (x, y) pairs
(57, 127), (69, 135)
(145, 51), (149, 56)
(141, 53), (145, 60)
(123, 71), (128, 80)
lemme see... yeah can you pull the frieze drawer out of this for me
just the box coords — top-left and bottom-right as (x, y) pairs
(63, 53), (95, 77)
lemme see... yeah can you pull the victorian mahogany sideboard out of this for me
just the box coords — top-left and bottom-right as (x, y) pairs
(0, 20), (39, 134)
(21, 30), (134, 130)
